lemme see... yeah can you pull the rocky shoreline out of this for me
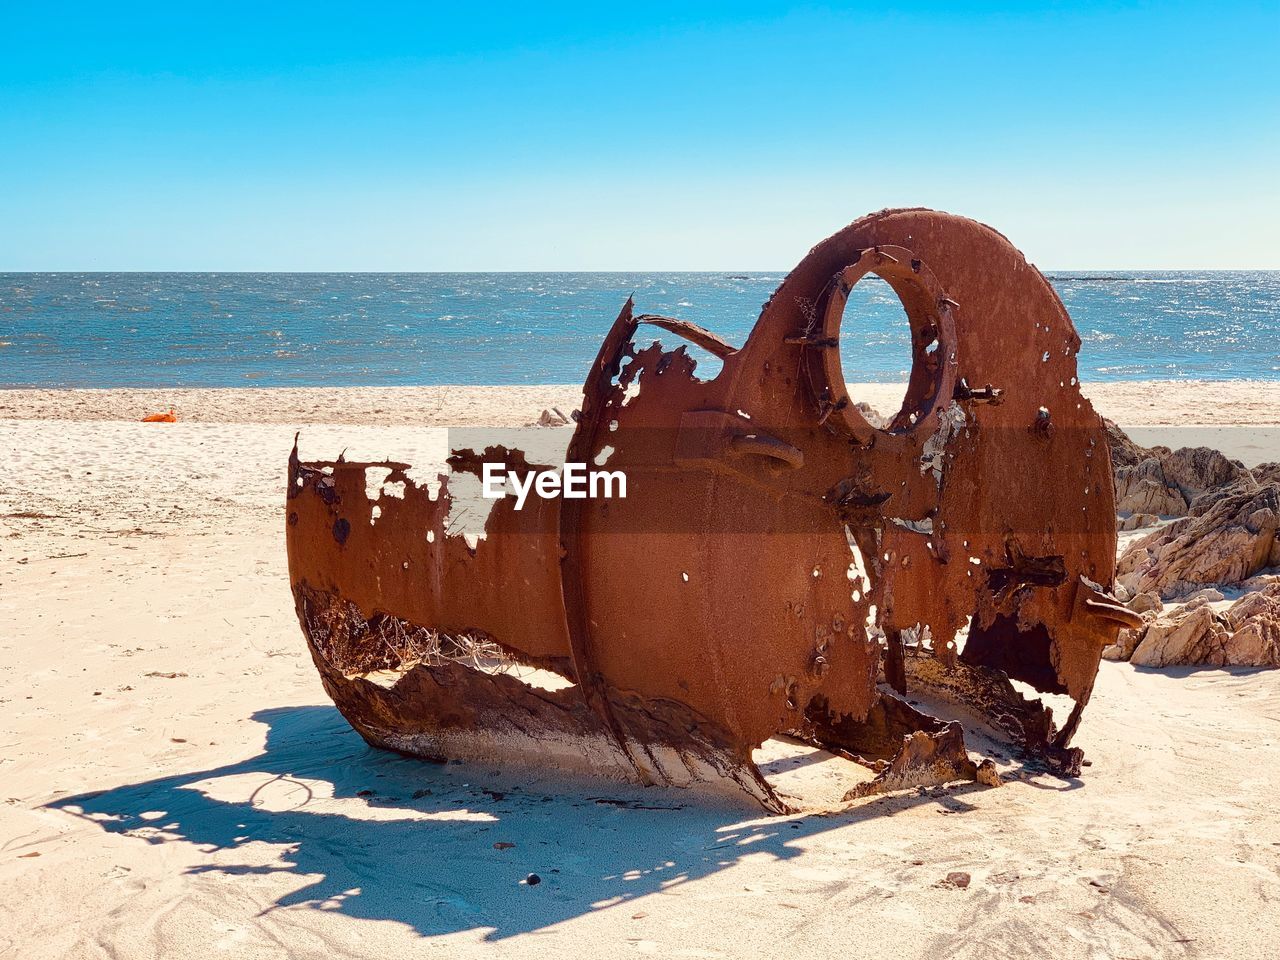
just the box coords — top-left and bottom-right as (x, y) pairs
(1104, 421), (1279, 667)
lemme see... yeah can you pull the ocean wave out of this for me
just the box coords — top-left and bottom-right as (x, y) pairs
(0, 271), (1275, 387)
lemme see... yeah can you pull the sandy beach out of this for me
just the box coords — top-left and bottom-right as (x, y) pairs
(5, 379), (1280, 427)
(7, 0), (1278, 955)
(2, 382), (1279, 959)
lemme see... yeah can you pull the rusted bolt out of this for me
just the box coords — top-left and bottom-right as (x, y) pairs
(954, 378), (1004, 404)
(1032, 407), (1054, 440)
(784, 334), (839, 348)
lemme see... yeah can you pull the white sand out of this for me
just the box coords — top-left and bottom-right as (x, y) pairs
(2, 387), (1279, 959)
(3, 378), (1280, 426)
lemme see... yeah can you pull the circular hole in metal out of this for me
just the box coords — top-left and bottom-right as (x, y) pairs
(837, 276), (914, 430)
(816, 247), (956, 439)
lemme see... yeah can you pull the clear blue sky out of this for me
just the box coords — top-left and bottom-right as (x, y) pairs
(2, 2), (1277, 270)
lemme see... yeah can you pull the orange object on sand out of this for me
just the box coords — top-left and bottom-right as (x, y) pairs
(141, 408), (177, 423)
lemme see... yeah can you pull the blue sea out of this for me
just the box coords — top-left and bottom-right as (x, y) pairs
(1, 272), (1278, 387)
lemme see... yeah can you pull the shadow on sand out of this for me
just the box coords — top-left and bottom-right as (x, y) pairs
(49, 704), (1026, 941)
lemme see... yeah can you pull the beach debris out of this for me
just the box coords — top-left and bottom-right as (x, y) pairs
(141, 408), (177, 423)
(286, 209), (1135, 812)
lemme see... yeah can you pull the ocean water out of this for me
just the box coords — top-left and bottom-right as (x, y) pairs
(1, 271), (1277, 387)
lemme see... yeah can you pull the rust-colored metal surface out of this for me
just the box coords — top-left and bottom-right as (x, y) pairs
(286, 208), (1137, 812)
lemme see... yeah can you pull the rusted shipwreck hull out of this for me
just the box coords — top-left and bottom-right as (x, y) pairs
(286, 208), (1140, 812)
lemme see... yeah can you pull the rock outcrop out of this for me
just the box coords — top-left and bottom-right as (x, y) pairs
(1104, 419), (1254, 520)
(1117, 482), (1280, 599)
(1160, 446), (1251, 502)
(1102, 612), (1155, 661)
(1103, 422), (1279, 670)
(1114, 458), (1188, 516)
(1127, 591), (1163, 615)
(1109, 583), (1280, 668)
(1129, 604), (1233, 666)
(1119, 512), (1159, 531)
(855, 401), (888, 430)
(1187, 461), (1277, 515)
(1223, 585), (1280, 664)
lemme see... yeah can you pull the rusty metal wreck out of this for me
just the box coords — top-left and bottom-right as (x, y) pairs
(286, 208), (1142, 813)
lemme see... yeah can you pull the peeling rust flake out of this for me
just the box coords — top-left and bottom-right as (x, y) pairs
(285, 209), (1129, 813)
